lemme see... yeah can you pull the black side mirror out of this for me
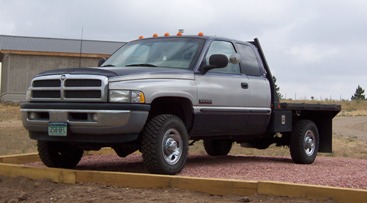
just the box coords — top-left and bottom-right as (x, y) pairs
(201, 54), (228, 73)
(98, 58), (107, 67)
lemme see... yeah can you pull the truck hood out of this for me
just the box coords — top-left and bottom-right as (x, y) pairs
(37, 67), (118, 77)
(105, 67), (195, 81)
(37, 67), (195, 81)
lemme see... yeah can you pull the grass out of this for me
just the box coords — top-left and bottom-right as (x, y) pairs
(0, 101), (366, 159)
(0, 102), (37, 155)
(0, 102), (21, 122)
(327, 135), (367, 159)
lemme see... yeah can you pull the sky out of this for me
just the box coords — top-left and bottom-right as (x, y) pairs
(0, 0), (366, 100)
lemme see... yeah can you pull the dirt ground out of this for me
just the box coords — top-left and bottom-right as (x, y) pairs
(0, 104), (366, 202)
(1, 175), (337, 203)
(333, 116), (367, 142)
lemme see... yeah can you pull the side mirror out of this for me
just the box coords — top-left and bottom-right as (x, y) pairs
(98, 58), (107, 67)
(201, 54), (228, 73)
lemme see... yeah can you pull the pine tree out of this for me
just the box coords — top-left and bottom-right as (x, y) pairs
(272, 75), (283, 99)
(351, 85), (366, 100)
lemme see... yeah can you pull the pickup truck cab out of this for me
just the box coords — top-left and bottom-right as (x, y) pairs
(21, 34), (341, 175)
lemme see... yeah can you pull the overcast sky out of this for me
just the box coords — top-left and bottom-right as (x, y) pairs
(1, 0), (366, 100)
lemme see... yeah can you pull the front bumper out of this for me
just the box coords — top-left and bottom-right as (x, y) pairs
(20, 102), (150, 143)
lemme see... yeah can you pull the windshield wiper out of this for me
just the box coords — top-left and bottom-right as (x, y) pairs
(101, 64), (115, 67)
(126, 63), (157, 67)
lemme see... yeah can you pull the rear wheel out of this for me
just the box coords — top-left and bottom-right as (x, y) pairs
(141, 114), (188, 175)
(289, 120), (319, 164)
(37, 141), (83, 168)
(203, 139), (232, 156)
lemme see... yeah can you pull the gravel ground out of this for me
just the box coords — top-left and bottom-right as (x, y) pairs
(28, 153), (367, 190)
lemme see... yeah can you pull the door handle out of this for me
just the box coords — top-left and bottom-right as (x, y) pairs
(241, 82), (249, 89)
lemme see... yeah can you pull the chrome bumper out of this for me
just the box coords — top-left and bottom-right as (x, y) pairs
(21, 108), (148, 135)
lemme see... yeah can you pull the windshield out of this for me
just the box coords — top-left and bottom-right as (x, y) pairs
(102, 37), (204, 69)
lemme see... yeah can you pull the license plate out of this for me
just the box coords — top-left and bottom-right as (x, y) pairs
(48, 122), (68, 136)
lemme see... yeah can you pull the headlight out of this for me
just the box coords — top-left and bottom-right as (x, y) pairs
(109, 90), (145, 103)
(130, 90), (145, 103)
(109, 90), (130, 103)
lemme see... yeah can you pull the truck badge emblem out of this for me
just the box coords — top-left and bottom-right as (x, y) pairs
(61, 75), (66, 81)
(199, 99), (212, 104)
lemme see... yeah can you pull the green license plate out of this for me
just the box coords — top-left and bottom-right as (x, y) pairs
(48, 122), (68, 136)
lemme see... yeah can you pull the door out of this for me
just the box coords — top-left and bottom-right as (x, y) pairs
(193, 41), (252, 136)
(236, 43), (271, 132)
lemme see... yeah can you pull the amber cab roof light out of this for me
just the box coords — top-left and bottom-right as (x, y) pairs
(138, 32), (205, 39)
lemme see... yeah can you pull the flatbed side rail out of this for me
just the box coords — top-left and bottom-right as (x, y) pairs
(280, 103), (341, 115)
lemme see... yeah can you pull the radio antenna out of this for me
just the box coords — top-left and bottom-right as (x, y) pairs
(79, 27), (84, 67)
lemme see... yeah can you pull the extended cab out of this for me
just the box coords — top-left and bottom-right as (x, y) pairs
(21, 34), (341, 175)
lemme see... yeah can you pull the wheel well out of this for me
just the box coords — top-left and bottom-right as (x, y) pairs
(292, 110), (334, 153)
(148, 97), (194, 131)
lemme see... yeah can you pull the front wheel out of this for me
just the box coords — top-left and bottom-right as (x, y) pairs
(289, 120), (319, 164)
(37, 141), (83, 168)
(141, 114), (189, 175)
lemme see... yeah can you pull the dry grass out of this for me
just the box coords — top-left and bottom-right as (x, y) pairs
(0, 102), (21, 122)
(327, 135), (367, 159)
(0, 103), (37, 155)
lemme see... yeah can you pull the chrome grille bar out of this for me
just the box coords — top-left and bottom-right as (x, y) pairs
(30, 74), (108, 102)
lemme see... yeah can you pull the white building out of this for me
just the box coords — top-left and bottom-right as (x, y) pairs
(0, 35), (124, 102)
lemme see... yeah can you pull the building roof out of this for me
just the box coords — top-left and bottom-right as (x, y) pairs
(0, 35), (125, 55)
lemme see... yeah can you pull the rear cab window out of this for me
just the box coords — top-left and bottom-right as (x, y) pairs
(236, 43), (265, 77)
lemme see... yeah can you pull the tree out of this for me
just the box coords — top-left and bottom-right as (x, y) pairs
(272, 75), (283, 99)
(351, 85), (366, 100)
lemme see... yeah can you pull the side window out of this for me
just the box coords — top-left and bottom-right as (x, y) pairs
(237, 44), (262, 76)
(205, 41), (240, 74)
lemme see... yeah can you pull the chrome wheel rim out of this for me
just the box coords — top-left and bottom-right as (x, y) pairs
(162, 128), (182, 165)
(304, 130), (316, 156)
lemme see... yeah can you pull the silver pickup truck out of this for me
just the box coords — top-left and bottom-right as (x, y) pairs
(21, 35), (340, 175)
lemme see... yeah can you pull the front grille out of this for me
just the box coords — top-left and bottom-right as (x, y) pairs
(30, 74), (108, 102)
(65, 79), (102, 87)
(64, 90), (101, 98)
(32, 90), (61, 98)
(33, 80), (61, 87)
